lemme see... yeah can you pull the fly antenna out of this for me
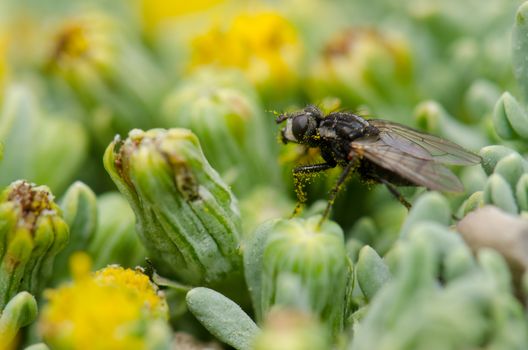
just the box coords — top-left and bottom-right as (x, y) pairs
(266, 109), (288, 124)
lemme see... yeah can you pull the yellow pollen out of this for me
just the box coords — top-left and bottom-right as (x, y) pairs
(189, 11), (302, 85)
(39, 264), (168, 350)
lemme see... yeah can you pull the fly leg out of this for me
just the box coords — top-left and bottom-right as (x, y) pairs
(376, 177), (412, 210)
(319, 161), (355, 226)
(292, 163), (335, 217)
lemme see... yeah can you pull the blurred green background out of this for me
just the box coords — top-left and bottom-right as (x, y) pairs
(3, 0), (528, 349)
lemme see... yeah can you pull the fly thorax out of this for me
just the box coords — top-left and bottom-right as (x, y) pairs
(318, 127), (337, 139)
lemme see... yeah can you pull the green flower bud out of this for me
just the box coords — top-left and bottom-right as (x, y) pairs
(464, 79), (501, 123)
(0, 292), (37, 348)
(243, 220), (277, 323)
(356, 246), (391, 301)
(459, 165), (488, 195)
(516, 174), (528, 211)
(186, 287), (260, 350)
(399, 192), (451, 238)
(352, 223), (527, 350)
(494, 153), (526, 189)
(0, 86), (88, 193)
(87, 192), (145, 270)
(409, 223), (476, 282)
(477, 248), (512, 294)
(353, 217), (528, 349)
(414, 100), (488, 150)
(350, 232), (437, 350)
(458, 191), (484, 217)
(256, 216), (348, 337)
(52, 181), (97, 283)
(443, 244), (476, 282)
(104, 128), (243, 288)
(483, 174), (518, 214)
(240, 187), (293, 237)
(492, 92), (528, 140)
(479, 145), (520, 175)
(0, 181), (69, 309)
(161, 69), (279, 196)
(253, 309), (331, 350)
(345, 238), (364, 263)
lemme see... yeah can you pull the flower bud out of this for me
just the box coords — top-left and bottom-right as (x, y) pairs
(458, 191), (484, 217)
(516, 174), (528, 212)
(493, 153), (525, 189)
(0, 86), (88, 193)
(464, 79), (501, 123)
(249, 216), (348, 337)
(492, 92), (528, 140)
(483, 174), (518, 214)
(52, 181), (97, 283)
(350, 226), (493, 350)
(0, 292), (38, 349)
(356, 246), (391, 301)
(162, 69), (280, 195)
(0, 181), (69, 309)
(240, 187), (293, 236)
(45, 11), (117, 84)
(104, 128), (242, 288)
(479, 145), (520, 175)
(88, 192), (145, 270)
(39, 264), (171, 350)
(399, 192), (451, 238)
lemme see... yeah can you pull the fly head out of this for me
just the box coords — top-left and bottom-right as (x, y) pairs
(276, 105), (323, 145)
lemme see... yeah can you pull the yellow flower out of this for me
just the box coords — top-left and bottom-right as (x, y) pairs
(139, 0), (227, 30)
(189, 11), (302, 88)
(39, 255), (170, 350)
(46, 12), (116, 80)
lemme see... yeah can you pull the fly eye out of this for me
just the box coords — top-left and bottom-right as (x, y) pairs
(292, 115), (309, 140)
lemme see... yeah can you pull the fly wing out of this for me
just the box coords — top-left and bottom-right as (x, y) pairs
(368, 119), (481, 165)
(350, 136), (464, 192)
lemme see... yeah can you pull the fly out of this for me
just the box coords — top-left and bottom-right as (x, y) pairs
(276, 105), (481, 222)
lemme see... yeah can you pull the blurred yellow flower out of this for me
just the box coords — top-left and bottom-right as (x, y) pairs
(47, 12), (117, 80)
(189, 11), (302, 88)
(140, 0), (227, 29)
(39, 257), (169, 350)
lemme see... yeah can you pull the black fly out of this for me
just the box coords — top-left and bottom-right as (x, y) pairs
(276, 105), (481, 221)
